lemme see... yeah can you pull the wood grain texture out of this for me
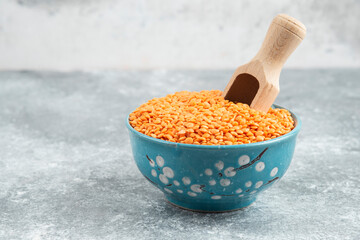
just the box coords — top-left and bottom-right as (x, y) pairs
(223, 14), (306, 112)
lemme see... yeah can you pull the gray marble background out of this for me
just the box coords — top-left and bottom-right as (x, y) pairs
(0, 70), (359, 239)
(0, 0), (359, 70)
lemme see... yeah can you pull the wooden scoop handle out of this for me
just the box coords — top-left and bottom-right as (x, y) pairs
(253, 14), (306, 71)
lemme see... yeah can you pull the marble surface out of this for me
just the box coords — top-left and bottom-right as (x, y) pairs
(0, 69), (359, 239)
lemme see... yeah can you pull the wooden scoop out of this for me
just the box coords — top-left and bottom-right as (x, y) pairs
(222, 14), (306, 112)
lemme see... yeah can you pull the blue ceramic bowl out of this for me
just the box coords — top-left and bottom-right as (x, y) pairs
(126, 105), (301, 212)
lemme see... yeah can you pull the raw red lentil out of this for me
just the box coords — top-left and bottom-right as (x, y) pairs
(129, 90), (295, 145)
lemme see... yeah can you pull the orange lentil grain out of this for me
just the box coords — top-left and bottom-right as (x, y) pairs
(129, 90), (295, 145)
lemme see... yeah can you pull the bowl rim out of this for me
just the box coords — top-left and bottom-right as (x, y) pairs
(125, 104), (301, 149)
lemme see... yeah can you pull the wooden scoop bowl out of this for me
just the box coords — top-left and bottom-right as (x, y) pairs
(222, 14), (306, 112)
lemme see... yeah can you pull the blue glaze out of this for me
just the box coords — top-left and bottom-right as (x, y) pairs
(126, 105), (301, 212)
